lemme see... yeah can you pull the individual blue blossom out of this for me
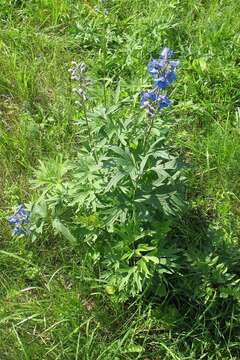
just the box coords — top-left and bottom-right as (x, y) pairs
(160, 47), (173, 59)
(169, 60), (180, 69)
(16, 204), (28, 220)
(154, 76), (168, 89)
(147, 59), (165, 77)
(166, 71), (176, 83)
(158, 94), (172, 109)
(140, 91), (157, 107)
(8, 204), (28, 223)
(68, 61), (86, 81)
(140, 91), (172, 117)
(8, 204), (29, 236)
(140, 93), (156, 117)
(154, 70), (176, 89)
(8, 214), (20, 225)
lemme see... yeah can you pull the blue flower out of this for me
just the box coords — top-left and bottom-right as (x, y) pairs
(12, 226), (25, 236)
(165, 71), (176, 84)
(141, 47), (178, 116)
(147, 59), (165, 77)
(158, 95), (172, 109)
(8, 204), (29, 237)
(154, 77), (168, 89)
(15, 204), (28, 221)
(155, 71), (176, 89)
(169, 60), (179, 68)
(160, 47), (173, 59)
(140, 91), (157, 107)
(8, 214), (20, 225)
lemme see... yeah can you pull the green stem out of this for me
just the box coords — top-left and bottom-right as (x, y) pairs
(101, 17), (108, 108)
(143, 115), (155, 150)
(82, 103), (98, 163)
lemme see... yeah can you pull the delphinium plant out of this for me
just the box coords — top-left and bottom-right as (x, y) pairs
(9, 48), (183, 302)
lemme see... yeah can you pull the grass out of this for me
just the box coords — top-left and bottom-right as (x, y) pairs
(1, 0), (240, 358)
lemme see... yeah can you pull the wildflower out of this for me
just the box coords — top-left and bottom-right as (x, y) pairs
(158, 94), (172, 109)
(140, 91), (157, 107)
(68, 61), (86, 81)
(154, 76), (168, 89)
(147, 59), (165, 77)
(12, 226), (25, 236)
(160, 47), (173, 59)
(69, 61), (91, 105)
(73, 87), (87, 102)
(148, 49), (179, 87)
(140, 91), (158, 117)
(154, 70), (176, 89)
(140, 91), (172, 117)
(8, 204), (29, 236)
(169, 60), (180, 69)
(140, 47), (179, 116)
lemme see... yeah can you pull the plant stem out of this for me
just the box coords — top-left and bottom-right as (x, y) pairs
(82, 103), (98, 163)
(102, 17), (108, 108)
(143, 115), (155, 150)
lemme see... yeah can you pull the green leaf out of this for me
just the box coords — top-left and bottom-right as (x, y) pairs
(139, 154), (150, 174)
(31, 201), (48, 219)
(156, 283), (167, 297)
(138, 258), (151, 276)
(135, 244), (156, 256)
(104, 171), (126, 192)
(52, 218), (77, 246)
(144, 255), (160, 264)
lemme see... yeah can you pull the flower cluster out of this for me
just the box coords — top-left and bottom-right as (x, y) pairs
(8, 204), (29, 236)
(68, 61), (91, 104)
(141, 47), (179, 117)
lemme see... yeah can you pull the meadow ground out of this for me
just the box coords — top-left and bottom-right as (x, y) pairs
(1, 0), (240, 359)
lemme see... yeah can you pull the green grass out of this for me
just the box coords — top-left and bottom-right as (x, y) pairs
(1, 0), (240, 358)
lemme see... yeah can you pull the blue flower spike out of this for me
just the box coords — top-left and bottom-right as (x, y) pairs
(141, 47), (179, 116)
(8, 204), (29, 237)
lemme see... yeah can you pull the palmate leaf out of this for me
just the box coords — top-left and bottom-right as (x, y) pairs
(152, 149), (172, 160)
(152, 166), (170, 182)
(101, 206), (128, 228)
(104, 171), (126, 192)
(109, 146), (133, 162)
(31, 201), (48, 219)
(52, 218), (77, 246)
(31, 156), (71, 193)
(109, 146), (138, 180)
(139, 153), (151, 175)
